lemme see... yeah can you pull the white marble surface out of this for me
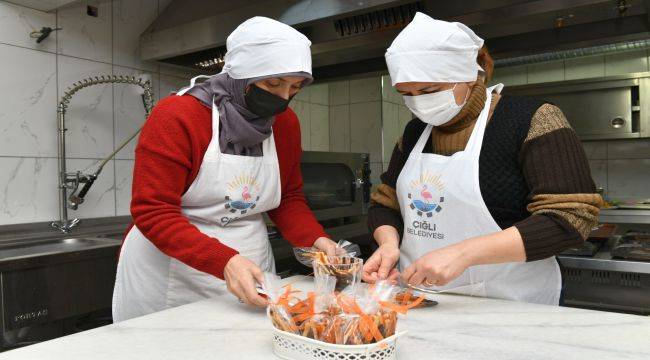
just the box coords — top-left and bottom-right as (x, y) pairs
(57, 1), (112, 63)
(2, 277), (649, 360)
(114, 159), (134, 216)
(0, 157), (58, 225)
(0, 44), (57, 157)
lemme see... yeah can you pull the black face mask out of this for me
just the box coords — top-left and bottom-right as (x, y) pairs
(245, 84), (291, 117)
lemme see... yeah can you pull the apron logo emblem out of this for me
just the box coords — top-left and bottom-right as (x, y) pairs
(408, 173), (444, 217)
(224, 174), (261, 215)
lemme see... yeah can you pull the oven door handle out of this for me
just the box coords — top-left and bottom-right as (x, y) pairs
(354, 177), (364, 189)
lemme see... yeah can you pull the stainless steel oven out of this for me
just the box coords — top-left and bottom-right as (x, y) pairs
(300, 151), (370, 221)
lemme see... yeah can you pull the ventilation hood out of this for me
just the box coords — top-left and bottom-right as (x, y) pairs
(141, 0), (650, 79)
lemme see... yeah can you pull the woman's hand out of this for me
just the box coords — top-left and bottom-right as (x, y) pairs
(362, 242), (401, 284)
(224, 255), (268, 307)
(401, 243), (471, 287)
(313, 237), (339, 256)
(362, 225), (402, 284)
(401, 227), (527, 287)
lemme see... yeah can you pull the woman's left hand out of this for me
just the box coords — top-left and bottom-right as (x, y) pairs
(401, 243), (472, 287)
(313, 237), (339, 256)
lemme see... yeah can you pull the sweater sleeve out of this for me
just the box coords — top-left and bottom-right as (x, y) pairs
(130, 97), (239, 280)
(267, 111), (328, 247)
(514, 104), (603, 261)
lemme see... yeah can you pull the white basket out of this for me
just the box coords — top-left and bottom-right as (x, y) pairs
(270, 324), (403, 360)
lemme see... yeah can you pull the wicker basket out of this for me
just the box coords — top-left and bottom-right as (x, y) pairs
(270, 326), (402, 360)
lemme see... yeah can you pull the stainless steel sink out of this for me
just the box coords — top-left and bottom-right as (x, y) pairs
(0, 237), (121, 261)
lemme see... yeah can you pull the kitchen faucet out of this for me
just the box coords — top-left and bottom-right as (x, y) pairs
(52, 75), (155, 233)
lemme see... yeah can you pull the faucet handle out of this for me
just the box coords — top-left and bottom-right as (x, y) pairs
(51, 218), (80, 233)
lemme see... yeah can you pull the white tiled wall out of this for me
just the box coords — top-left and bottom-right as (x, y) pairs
(380, 75), (414, 173)
(492, 49), (650, 202)
(583, 140), (650, 202)
(290, 83), (332, 151)
(0, 0), (200, 225)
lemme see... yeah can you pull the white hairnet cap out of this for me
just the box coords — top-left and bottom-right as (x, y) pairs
(222, 16), (312, 79)
(385, 12), (484, 85)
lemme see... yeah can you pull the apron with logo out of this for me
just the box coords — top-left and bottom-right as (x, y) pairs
(112, 76), (280, 321)
(396, 84), (561, 305)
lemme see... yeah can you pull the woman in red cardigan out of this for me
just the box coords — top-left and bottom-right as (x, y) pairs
(112, 17), (337, 322)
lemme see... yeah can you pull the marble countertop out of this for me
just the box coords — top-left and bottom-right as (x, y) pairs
(2, 276), (649, 360)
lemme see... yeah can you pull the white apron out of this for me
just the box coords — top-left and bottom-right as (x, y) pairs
(112, 77), (281, 322)
(396, 84), (561, 305)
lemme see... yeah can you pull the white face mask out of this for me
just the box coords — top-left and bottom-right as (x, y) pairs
(403, 83), (468, 126)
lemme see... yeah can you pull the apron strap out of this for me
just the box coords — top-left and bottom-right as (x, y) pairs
(206, 95), (224, 157)
(464, 84), (503, 156)
(410, 83), (504, 157)
(412, 124), (434, 155)
(176, 75), (213, 96)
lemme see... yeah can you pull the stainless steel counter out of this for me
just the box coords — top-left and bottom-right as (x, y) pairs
(0, 217), (129, 349)
(558, 251), (650, 274)
(599, 209), (650, 224)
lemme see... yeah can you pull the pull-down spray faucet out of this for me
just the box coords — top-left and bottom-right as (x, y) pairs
(52, 75), (154, 233)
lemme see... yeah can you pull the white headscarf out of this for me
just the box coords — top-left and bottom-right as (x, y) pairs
(222, 16), (312, 79)
(385, 12), (484, 85)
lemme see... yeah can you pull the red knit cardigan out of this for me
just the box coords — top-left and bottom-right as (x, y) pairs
(128, 95), (327, 279)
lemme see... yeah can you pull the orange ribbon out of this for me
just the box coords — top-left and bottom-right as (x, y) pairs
(379, 290), (425, 314)
(291, 292), (316, 323)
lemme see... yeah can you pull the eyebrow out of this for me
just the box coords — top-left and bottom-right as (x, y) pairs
(397, 86), (438, 94)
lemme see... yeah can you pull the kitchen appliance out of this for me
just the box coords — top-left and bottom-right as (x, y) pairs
(611, 230), (650, 261)
(300, 152), (371, 221)
(506, 72), (650, 140)
(559, 230), (650, 314)
(269, 151), (371, 275)
(561, 224), (616, 256)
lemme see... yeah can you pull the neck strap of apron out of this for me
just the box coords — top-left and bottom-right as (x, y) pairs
(464, 83), (503, 156)
(176, 75), (214, 96)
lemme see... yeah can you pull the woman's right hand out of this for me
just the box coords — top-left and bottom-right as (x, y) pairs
(362, 226), (401, 284)
(224, 254), (268, 307)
